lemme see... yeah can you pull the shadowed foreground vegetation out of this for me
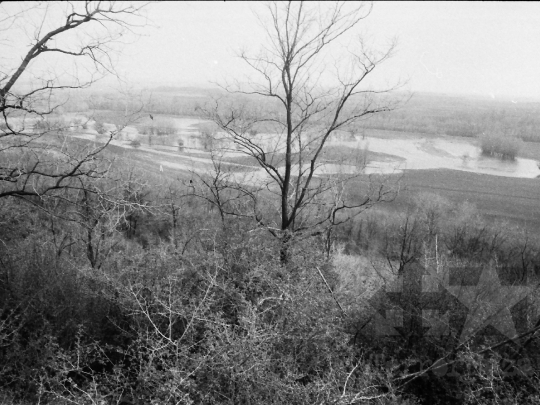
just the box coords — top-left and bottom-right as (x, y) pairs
(2, 152), (540, 404)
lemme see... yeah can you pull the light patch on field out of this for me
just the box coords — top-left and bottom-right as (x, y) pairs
(335, 136), (540, 178)
(339, 137), (540, 178)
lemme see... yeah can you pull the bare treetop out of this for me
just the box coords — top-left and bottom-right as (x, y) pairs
(205, 1), (403, 263)
(0, 1), (149, 102)
(0, 1), (149, 200)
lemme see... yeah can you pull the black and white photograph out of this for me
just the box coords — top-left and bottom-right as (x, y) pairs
(1, 2), (540, 404)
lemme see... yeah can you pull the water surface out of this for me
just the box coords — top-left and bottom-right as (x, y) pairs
(332, 137), (540, 178)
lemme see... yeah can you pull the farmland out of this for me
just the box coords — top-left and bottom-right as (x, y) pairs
(61, 96), (540, 232)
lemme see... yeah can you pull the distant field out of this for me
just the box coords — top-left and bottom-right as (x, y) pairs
(387, 169), (540, 230)
(365, 127), (540, 161)
(74, 129), (540, 232)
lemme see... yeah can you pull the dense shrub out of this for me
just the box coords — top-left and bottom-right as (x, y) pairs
(479, 131), (522, 160)
(2, 171), (540, 404)
(130, 139), (141, 147)
(93, 119), (107, 134)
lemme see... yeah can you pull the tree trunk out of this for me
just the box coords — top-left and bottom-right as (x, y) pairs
(280, 232), (292, 265)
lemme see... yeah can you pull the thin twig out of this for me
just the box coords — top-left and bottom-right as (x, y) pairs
(316, 266), (346, 318)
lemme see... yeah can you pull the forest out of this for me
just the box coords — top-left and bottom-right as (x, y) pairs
(2, 2), (540, 405)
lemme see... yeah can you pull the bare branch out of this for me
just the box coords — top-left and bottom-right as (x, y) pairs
(201, 1), (403, 263)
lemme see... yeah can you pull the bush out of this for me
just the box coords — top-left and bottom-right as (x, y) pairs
(479, 132), (522, 160)
(94, 119), (107, 135)
(199, 123), (219, 151)
(32, 117), (67, 133)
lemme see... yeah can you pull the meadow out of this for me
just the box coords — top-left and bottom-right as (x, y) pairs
(389, 169), (540, 230)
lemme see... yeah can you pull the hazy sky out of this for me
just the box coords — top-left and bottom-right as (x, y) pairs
(3, 1), (540, 100)
(111, 1), (540, 100)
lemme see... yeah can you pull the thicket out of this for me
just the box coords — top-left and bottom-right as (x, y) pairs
(479, 132), (523, 160)
(1, 158), (540, 404)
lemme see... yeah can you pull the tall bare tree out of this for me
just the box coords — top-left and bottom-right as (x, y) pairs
(0, 1), (148, 201)
(205, 1), (403, 263)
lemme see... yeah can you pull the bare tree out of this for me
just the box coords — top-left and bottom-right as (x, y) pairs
(0, 1), (148, 201)
(205, 1), (403, 263)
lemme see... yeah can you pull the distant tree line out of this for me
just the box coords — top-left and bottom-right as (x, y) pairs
(354, 99), (540, 142)
(74, 91), (540, 144)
